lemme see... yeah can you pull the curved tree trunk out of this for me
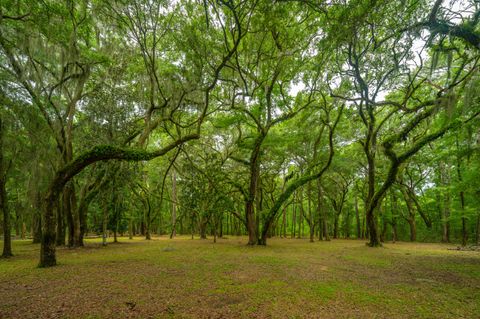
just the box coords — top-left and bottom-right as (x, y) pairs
(39, 134), (199, 267)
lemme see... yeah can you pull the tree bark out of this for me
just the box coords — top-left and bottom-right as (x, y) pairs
(298, 189), (304, 239)
(32, 192), (42, 244)
(391, 192), (398, 243)
(171, 169), (177, 238)
(199, 220), (207, 239)
(129, 218), (133, 239)
(145, 197), (151, 240)
(457, 154), (468, 246)
(55, 199), (65, 246)
(401, 185), (416, 242)
(291, 195), (296, 239)
(408, 218), (416, 242)
(436, 161), (450, 242)
(442, 188), (451, 243)
(317, 180), (324, 240)
(0, 117), (12, 258)
(102, 199), (109, 247)
(308, 182), (314, 242)
(355, 195), (361, 239)
(476, 211), (480, 246)
(460, 190), (467, 246)
(64, 184), (75, 247)
(333, 211), (339, 239)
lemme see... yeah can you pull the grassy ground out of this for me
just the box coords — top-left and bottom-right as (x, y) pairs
(0, 237), (479, 319)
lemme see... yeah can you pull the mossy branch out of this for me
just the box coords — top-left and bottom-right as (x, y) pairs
(46, 133), (199, 204)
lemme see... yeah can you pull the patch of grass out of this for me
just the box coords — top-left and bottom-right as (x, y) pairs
(341, 253), (393, 268)
(431, 262), (480, 279)
(1, 237), (479, 318)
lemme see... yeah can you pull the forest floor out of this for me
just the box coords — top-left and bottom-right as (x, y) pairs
(0, 237), (479, 319)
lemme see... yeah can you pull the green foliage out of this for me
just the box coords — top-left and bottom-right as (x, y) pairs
(1, 0), (480, 266)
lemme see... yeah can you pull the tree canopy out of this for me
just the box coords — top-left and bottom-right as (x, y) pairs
(1, 0), (479, 267)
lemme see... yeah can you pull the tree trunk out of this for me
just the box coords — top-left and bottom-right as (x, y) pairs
(298, 190), (304, 239)
(456, 137), (469, 246)
(392, 217), (398, 243)
(361, 202), (366, 240)
(64, 184), (75, 247)
(21, 222), (26, 240)
(323, 209), (329, 241)
(256, 184), (262, 239)
(322, 187), (329, 241)
(219, 214), (223, 238)
(199, 219), (207, 239)
(32, 192), (42, 244)
(476, 212), (480, 246)
(317, 181), (323, 240)
(0, 117), (12, 258)
(365, 136), (379, 246)
(400, 185), (416, 242)
(129, 218), (133, 239)
(76, 179), (102, 247)
(308, 182), (314, 242)
(408, 218), (416, 242)
(380, 201), (387, 242)
(439, 162), (450, 243)
(191, 212), (195, 239)
(246, 137), (263, 245)
(102, 200), (108, 246)
(318, 219), (323, 241)
(291, 194), (296, 239)
(365, 205), (380, 246)
(391, 192), (398, 243)
(145, 201), (151, 240)
(213, 218), (217, 243)
(345, 209), (351, 239)
(459, 191), (467, 246)
(380, 215), (388, 243)
(355, 195), (362, 239)
(55, 200), (65, 246)
(77, 202), (87, 246)
(171, 169), (177, 238)
(15, 207), (20, 238)
(40, 196), (57, 267)
(114, 219), (118, 243)
(333, 213), (339, 239)
(72, 188), (81, 247)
